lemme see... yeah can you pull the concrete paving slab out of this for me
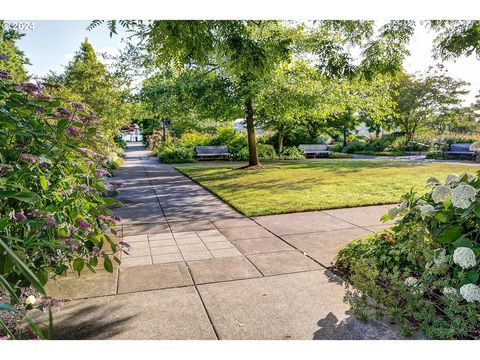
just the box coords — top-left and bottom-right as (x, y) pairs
(152, 253), (184, 264)
(168, 220), (216, 232)
(210, 248), (243, 258)
(45, 270), (118, 300)
(323, 205), (393, 227)
(213, 218), (258, 229)
(28, 286), (216, 339)
(247, 251), (321, 276)
(188, 256), (262, 284)
(182, 251), (213, 261)
(118, 262), (192, 294)
(219, 225), (273, 240)
(253, 211), (354, 236)
(122, 223), (170, 236)
(281, 228), (372, 266)
(201, 235), (229, 243)
(120, 256), (152, 268)
(197, 270), (402, 340)
(231, 237), (294, 255)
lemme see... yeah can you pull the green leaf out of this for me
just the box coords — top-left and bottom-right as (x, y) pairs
(0, 274), (20, 303)
(12, 191), (40, 204)
(380, 214), (389, 223)
(435, 225), (462, 244)
(452, 237), (476, 249)
(0, 238), (45, 295)
(39, 175), (48, 190)
(89, 257), (98, 267)
(0, 218), (9, 230)
(103, 255), (113, 273)
(434, 211), (449, 223)
(113, 256), (121, 265)
(465, 270), (479, 284)
(72, 258), (84, 275)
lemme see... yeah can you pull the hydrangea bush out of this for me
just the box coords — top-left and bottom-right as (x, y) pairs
(0, 62), (127, 338)
(336, 160), (480, 339)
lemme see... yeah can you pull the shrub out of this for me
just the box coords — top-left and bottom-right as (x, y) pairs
(146, 130), (165, 152)
(336, 166), (480, 339)
(0, 78), (126, 337)
(236, 144), (278, 161)
(157, 146), (195, 164)
(330, 143), (344, 153)
(177, 131), (212, 147)
(278, 146), (305, 160)
(426, 151), (446, 160)
(344, 139), (368, 153)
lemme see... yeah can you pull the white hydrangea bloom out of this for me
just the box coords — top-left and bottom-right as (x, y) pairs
(445, 174), (459, 185)
(459, 283), (480, 303)
(442, 287), (458, 297)
(431, 185), (451, 203)
(469, 141), (480, 152)
(404, 277), (418, 287)
(453, 247), (477, 269)
(451, 184), (477, 209)
(433, 248), (447, 265)
(426, 176), (440, 187)
(388, 206), (399, 219)
(419, 204), (435, 219)
(25, 295), (36, 305)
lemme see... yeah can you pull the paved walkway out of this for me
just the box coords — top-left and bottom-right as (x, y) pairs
(32, 143), (406, 340)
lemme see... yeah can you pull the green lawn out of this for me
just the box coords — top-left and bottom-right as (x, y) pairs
(175, 160), (480, 217)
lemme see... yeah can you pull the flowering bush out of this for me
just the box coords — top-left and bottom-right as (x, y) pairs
(336, 166), (480, 339)
(0, 64), (126, 337)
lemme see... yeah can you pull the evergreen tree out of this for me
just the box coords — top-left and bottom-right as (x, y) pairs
(0, 20), (30, 82)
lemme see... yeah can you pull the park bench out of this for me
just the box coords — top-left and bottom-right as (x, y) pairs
(444, 143), (477, 161)
(195, 146), (231, 160)
(299, 144), (331, 158)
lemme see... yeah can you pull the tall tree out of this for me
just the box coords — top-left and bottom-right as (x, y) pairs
(90, 20), (415, 166)
(53, 39), (132, 138)
(0, 21), (30, 82)
(392, 66), (469, 142)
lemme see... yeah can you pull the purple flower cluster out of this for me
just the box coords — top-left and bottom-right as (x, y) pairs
(52, 107), (71, 119)
(76, 218), (90, 229)
(44, 218), (57, 227)
(0, 70), (10, 80)
(66, 127), (80, 135)
(63, 237), (80, 251)
(97, 214), (121, 223)
(0, 54), (7, 60)
(20, 153), (39, 164)
(15, 82), (41, 96)
(15, 212), (27, 221)
(95, 168), (110, 177)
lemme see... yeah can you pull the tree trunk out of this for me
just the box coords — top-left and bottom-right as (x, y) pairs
(278, 131), (284, 154)
(343, 125), (347, 149)
(245, 98), (260, 166)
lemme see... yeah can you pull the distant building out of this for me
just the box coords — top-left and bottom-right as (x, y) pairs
(121, 123), (143, 142)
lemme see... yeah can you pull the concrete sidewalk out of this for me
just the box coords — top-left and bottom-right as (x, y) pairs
(33, 143), (404, 340)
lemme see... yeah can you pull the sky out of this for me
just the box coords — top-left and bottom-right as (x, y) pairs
(11, 20), (480, 105)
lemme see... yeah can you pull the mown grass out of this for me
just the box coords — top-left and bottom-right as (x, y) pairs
(175, 160), (479, 217)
